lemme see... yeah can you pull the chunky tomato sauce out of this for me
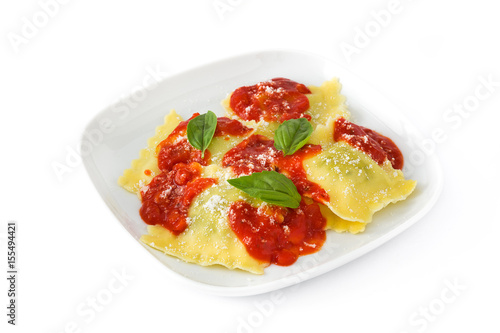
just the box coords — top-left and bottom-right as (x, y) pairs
(140, 163), (216, 235)
(229, 78), (311, 122)
(334, 117), (404, 170)
(222, 134), (329, 203)
(228, 200), (326, 266)
(140, 116), (251, 235)
(214, 117), (253, 137)
(157, 139), (209, 172)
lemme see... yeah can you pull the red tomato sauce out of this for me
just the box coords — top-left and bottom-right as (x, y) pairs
(229, 78), (312, 122)
(157, 139), (209, 172)
(140, 116), (251, 235)
(334, 117), (404, 170)
(228, 200), (326, 266)
(222, 134), (329, 203)
(214, 117), (253, 137)
(140, 163), (216, 235)
(221, 134), (278, 175)
(156, 115), (195, 153)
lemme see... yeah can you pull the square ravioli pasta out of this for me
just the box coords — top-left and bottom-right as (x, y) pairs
(118, 77), (416, 274)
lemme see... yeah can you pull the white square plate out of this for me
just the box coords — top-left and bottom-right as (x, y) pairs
(82, 50), (442, 296)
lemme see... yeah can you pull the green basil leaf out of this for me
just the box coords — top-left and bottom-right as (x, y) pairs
(187, 110), (217, 158)
(227, 170), (301, 209)
(274, 118), (313, 156)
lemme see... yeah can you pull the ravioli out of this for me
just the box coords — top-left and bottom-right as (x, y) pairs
(141, 166), (267, 274)
(304, 141), (416, 222)
(119, 111), (266, 273)
(222, 78), (350, 145)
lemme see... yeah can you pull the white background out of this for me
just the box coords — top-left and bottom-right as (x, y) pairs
(1, 0), (499, 332)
